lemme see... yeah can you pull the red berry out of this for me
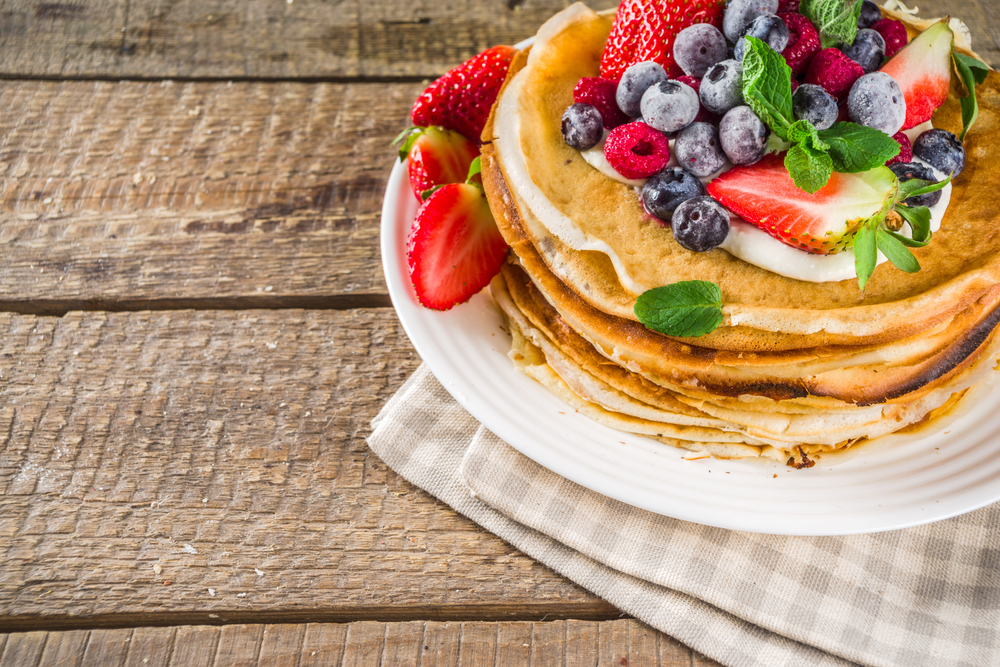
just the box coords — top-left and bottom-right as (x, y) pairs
(406, 183), (508, 310)
(790, 78), (799, 92)
(574, 77), (631, 129)
(676, 75), (720, 123)
(780, 12), (821, 76)
(604, 122), (671, 180)
(777, 0), (799, 12)
(402, 127), (480, 202)
(805, 48), (865, 100)
(411, 46), (517, 143)
(872, 18), (909, 58)
(886, 131), (913, 166)
(600, 0), (727, 81)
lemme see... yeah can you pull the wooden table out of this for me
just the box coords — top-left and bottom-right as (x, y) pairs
(0, 1), (996, 664)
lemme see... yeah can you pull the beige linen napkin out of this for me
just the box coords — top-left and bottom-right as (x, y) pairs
(368, 364), (1000, 667)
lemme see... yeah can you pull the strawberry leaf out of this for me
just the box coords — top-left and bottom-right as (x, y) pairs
(876, 227), (921, 273)
(893, 205), (932, 245)
(785, 143), (834, 194)
(742, 37), (795, 140)
(818, 123), (901, 173)
(854, 224), (878, 291)
(897, 174), (952, 202)
(953, 50), (990, 141)
(634, 281), (723, 338)
(800, 0), (863, 49)
(393, 126), (423, 161)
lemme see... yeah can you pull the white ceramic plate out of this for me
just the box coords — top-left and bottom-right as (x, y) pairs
(381, 157), (1000, 535)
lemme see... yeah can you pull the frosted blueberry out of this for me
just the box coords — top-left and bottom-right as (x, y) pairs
(719, 106), (770, 165)
(913, 129), (966, 177)
(674, 122), (727, 177)
(673, 24), (728, 78)
(734, 14), (789, 62)
(671, 196), (730, 252)
(616, 62), (668, 118)
(700, 60), (745, 115)
(890, 162), (943, 208)
(723, 0), (780, 43)
(640, 80), (700, 133)
(858, 0), (882, 29)
(642, 168), (706, 222)
(848, 72), (906, 135)
(792, 84), (839, 131)
(561, 103), (604, 151)
(842, 29), (886, 73)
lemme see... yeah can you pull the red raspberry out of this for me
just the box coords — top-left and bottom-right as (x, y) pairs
(872, 18), (909, 58)
(780, 13), (821, 76)
(676, 75), (720, 124)
(805, 48), (865, 100)
(777, 0), (799, 12)
(790, 78), (799, 92)
(604, 122), (671, 180)
(886, 131), (913, 166)
(574, 77), (631, 130)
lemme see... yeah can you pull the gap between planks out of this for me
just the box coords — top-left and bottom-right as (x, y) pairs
(0, 294), (394, 317)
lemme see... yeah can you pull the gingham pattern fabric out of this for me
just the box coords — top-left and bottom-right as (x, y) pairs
(368, 365), (1000, 667)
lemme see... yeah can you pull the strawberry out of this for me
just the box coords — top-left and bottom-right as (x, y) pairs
(410, 46), (517, 143)
(879, 20), (953, 130)
(707, 154), (896, 254)
(600, 0), (726, 81)
(406, 161), (508, 310)
(395, 126), (480, 202)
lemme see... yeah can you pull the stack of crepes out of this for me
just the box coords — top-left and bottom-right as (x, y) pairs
(479, 3), (1000, 464)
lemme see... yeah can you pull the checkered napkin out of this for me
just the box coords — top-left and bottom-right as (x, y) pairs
(368, 364), (1000, 667)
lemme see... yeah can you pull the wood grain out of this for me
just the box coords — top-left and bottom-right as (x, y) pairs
(0, 621), (723, 666)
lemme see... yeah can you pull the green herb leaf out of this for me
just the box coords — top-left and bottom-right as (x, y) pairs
(876, 227), (921, 273)
(800, 0), (863, 48)
(785, 143), (834, 194)
(393, 126), (422, 161)
(421, 184), (446, 201)
(634, 281), (723, 338)
(854, 223), (878, 291)
(741, 37), (795, 140)
(818, 123), (901, 172)
(467, 156), (483, 181)
(952, 51), (990, 141)
(897, 174), (952, 201)
(787, 119), (830, 151)
(893, 205), (932, 245)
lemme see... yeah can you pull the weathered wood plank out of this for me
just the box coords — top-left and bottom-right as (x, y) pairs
(0, 623), (722, 667)
(566, 620), (599, 666)
(0, 308), (617, 627)
(37, 630), (88, 667)
(0, 632), (46, 667)
(79, 628), (130, 667)
(0, 0), (621, 80)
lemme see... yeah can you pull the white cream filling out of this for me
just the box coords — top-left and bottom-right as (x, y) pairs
(495, 67), (952, 285)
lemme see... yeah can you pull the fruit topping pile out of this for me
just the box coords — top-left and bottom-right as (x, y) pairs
(559, 0), (988, 292)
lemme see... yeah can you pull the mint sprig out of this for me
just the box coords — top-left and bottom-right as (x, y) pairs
(800, 0), (863, 49)
(634, 281), (723, 337)
(953, 50), (991, 141)
(742, 37), (900, 193)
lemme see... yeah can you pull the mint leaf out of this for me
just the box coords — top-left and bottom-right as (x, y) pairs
(785, 143), (834, 193)
(634, 281), (723, 338)
(854, 224), (877, 290)
(741, 37), (795, 140)
(893, 205), (932, 245)
(876, 227), (920, 273)
(801, 0), (863, 48)
(787, 119), (830, 151)
(818, 123), (901, 173)
(953, 51), (990, 141)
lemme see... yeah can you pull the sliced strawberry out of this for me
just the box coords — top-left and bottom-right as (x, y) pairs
(879, 20), (953, 130)
(396, 127), (480, 202)
(707, 154), (896, 255)
(600, 0), (726, 81)
(410, 46), (516, 143)
(407, 182), (508, 310)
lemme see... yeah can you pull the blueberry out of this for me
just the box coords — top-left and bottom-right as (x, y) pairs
(912, 129), (966, 178)
(700, 60), (745, 115)
(847, 72), (906, 136)
(674, 24), (729, 78)
(719, 106), (770, 165)
(617, 62), (668, 118)
(674, 122), (727, 177)
(842, 28), (885, 73)
(792, 84), (839, 131)
(561, 104), (604, 151)
(723, 0), (780, 43)
(671, 196), (731, 252)
(640, 80), (700, 133)
(642, 168), (707, 222)
(889, 162), (943, 208)
(734, 14), (789, 62)
(858, 0), (882, 29)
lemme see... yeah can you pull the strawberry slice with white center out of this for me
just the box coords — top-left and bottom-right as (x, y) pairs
(707, 154), (896, 254)
(396, 126), (480, 202)
(880, 20), (953, 130)
(406, 160), (508, 310)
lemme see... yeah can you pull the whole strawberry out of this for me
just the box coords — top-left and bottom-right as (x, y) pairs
(600, 0), (726, 81)
(395, 126), (480, 202)
(411, 46), (516, 143)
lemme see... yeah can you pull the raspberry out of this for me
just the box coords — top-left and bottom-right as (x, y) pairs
(805, 48), (865, 100)
(872, 18), (909, 58)
(780, 12), (821, 76)
(574, 77), (631, 130)
(886, 131), (912, 166)
(604, 122), (671, 180)
(790, 78), (799, 92)
(777, 0), (799, 12)
(677, 75), (720, 123)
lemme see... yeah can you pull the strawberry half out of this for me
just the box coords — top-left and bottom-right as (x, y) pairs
(396, 126), (480, 202)
(879, 20), (953, 130)
(410, 46), (516, 143)
(600, 0), (726, 81)
(406, 162), (508, 310)
(707, 154), (896, 255)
